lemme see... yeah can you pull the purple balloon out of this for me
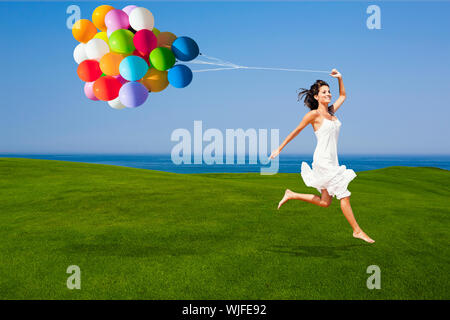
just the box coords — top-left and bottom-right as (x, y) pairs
(119, 82), (148, 108)
(105, 9), (130, 32)
(122, 5), (138, 16)
(84, 82), (98, 101)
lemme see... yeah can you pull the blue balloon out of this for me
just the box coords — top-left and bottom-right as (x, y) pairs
(168, 64), (193, 88)
(171, 37), (199, 61)
(119, 56), (149, 81)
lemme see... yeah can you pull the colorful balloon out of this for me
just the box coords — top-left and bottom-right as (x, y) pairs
(156, 32), (177, 49)
(73, 43), (88, 64)
(150, 47), (175, 71)
(93, 32), (109, 46)
(72, 19), (97, 43)
(85, 38), (110, 61)
(168, 64), (193, 88)
(84, 81), (99, 100)
(119, 55), (149, 81)
(119, 82), (149, 108)
(171, 37), (199, 61)
(109, 29), (135, 54)
(132, 49), (150, 66)
(108, 97), (126, 109)
(122, 5), (138, 16)
(129, 7), (154, 31)
(77, 60), (103, 82)
(113, 74), (128, 85)
(140, 68), (169, 92)
(105, 9), (130, 32)
(133, 29), (157, 55)
(71, 4), (198, 106)
(92, 5), (115, 31)
(100, 52), (125, 76)
(93, 75), (122, 101)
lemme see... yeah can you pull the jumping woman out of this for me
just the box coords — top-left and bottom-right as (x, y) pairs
(269, 69), (375, 243)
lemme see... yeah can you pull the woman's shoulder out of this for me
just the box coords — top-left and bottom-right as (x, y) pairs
(305, 109), (320, 118)
(304, 109), (321, 124)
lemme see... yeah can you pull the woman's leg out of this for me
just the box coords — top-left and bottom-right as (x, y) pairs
(339, 196), (375, 243)
(278, 188), (332, 209)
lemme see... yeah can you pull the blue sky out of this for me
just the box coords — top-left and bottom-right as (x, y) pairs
(0, 1), (449, 155)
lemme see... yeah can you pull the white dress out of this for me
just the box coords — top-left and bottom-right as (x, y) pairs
(300, 115), (356, 200)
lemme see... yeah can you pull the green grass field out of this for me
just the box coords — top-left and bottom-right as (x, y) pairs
(0, 158), (448, 299)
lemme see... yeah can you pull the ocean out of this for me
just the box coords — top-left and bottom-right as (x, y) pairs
(1, 154), (449, 173)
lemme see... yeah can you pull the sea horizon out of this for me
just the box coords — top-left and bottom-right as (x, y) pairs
(1, 153), (449, 174)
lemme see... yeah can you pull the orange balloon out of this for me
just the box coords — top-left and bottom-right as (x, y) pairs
(72, 19), (98, 43)
(92, 5), (115, 32)
(93, 76), (122, 101)
(157, 32), (177, 49)
(140, 68), (169, 92)
(100, 52), (125, 76)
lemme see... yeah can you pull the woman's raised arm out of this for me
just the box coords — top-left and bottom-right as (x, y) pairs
(330, 68), (346, 113)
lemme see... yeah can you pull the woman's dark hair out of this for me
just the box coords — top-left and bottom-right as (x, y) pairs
(297, 80), (334, 115)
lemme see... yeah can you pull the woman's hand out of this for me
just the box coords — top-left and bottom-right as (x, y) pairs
(269, 148), (281, 160)
(330, 68), (342, 79)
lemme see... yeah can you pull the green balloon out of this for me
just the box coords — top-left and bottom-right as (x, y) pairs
(150, 47), (175, 71)
(109, 29), (135, 54)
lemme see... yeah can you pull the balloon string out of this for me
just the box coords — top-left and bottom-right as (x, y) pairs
(193, 67), (241, 73)
(240, 66), (330, 73)
(197, 54), (240, 67)
(187, 54), (330, 74)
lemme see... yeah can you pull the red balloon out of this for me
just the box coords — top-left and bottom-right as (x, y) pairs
(133, 29), (157, 56)
(92, 76), (122, 101)
(77, 60), (103, 82)
(132, 49), (151, 67)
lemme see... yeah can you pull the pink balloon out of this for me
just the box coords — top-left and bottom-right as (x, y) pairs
(113, 74), (128, 85)
(84, 81), (99, 101)
(122, 5), (138, 16)
(133, 29), (157, 55)
(105, 9), (130, 32)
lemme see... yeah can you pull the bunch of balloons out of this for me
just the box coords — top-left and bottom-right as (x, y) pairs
(72, 4), (199, 109)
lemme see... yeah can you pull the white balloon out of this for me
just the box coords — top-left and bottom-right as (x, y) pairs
(108, 97), (126, 109)
(129, 7), (154, 31)
(73, 43), (88, 64)
(85, 38), (110, 61)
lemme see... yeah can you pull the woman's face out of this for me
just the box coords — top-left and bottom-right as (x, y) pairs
(315, 85), (332, 105)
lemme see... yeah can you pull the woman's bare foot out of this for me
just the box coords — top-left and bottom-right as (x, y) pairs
(353, 230), (375, 243)
(277, 189), (292, 209)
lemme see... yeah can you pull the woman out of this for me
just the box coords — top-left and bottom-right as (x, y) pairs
(269, 69), (375, 243)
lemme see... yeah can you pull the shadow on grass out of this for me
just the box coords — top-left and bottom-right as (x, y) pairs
(264, 244), (365, 258)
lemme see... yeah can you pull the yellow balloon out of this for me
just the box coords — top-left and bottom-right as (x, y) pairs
(94, 32), (109, 46)
(140, 68), (169, 92)
(152, 27), (160, 37)
(92, 5), (114, 32)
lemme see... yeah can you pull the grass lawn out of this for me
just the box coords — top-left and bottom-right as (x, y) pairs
(0, 158), (448, 299)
